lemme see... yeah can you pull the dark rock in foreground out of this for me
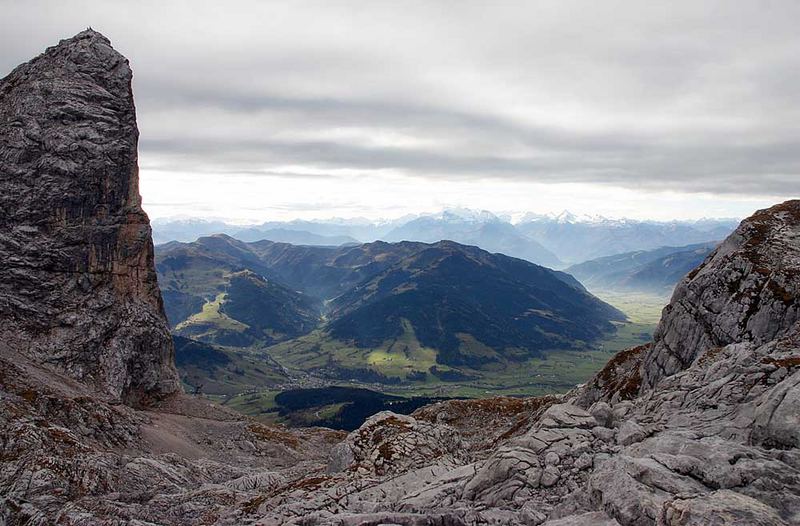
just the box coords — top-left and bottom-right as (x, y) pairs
(0, 31), (344, 524)
(0, 30), (179, 403)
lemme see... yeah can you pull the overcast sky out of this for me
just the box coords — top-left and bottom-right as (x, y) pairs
(2, 1), (799, 221)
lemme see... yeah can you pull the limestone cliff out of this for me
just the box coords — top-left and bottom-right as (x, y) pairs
(642, 200), (800, 388)
(0, 30), (180, 402)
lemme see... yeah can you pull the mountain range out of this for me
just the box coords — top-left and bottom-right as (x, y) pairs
(516, 214), (735, 264)
(566, 241), (719, 294)
(156, 235), (624, 376)
(150, 216), (403, 246)
(152, 209), (737, 267)
(381, 210), (562, 267)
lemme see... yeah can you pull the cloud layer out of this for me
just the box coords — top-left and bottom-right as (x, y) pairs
(2, 1), (799, 219)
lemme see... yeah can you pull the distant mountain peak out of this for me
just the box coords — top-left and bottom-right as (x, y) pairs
(382, 211), (562, 267)
(436, 208), (500, 223)
(516, 210), (613, 225)
(554, 210), (577, 223)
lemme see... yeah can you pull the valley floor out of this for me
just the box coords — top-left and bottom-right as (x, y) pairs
(206, 289), (669, 429)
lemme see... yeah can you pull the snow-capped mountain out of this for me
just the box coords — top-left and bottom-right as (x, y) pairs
(382, 209), (562, 268)
(151, 208), (737, 267)
(516, 214), (738, 264)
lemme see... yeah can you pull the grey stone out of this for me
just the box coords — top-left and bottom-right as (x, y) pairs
(589, 402), (613, 427)
(327, 441), (356, 473)
(574, 453), (593, 470)
(463, 445), (542, 504)
(592, 426), (616, 442)
(542, 511), (620, 526)
(661, 490), (789, 526)
(544, 451), (560, 466)
(617, 420), (647, 445)
(593, 453), (611, 468)
(538, 404), (597, 429)
(752, 372), (800, 449)
(610, 401), (634, 424)
(0, 29), (180, 403)
(540, 465), (560, 487)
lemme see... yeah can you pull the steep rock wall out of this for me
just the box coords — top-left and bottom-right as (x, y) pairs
(0, 30), (180, 402)
(641, 200), (800, 388)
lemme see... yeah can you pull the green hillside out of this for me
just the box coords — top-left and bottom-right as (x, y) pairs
(156, 236), (632, 403)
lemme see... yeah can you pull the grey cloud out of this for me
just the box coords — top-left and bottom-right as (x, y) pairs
(139, 84), (652, 153)
(2, 0), (800, 202)
(140, 134), (800, 196)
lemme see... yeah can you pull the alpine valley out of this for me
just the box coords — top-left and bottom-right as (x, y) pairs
(1, 29), (798, 526)
(156, 235), (628, 415)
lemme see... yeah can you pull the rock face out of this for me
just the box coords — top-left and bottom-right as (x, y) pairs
(327, 411), (468, 477)
(641, 200), (800, 388)
(1, 31), (799, 526)
(0, 30), (179, 402)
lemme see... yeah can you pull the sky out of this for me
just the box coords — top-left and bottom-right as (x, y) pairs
(2, 1), (799, 222)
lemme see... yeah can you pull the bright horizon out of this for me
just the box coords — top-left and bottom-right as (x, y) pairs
(139, 170), (774, 224)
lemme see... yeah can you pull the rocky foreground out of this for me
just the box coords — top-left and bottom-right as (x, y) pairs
(1, 31), (799, 526)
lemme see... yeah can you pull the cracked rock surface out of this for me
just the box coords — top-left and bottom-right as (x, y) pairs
(641, 201), (800, 389)
(0, 29), (179, 402)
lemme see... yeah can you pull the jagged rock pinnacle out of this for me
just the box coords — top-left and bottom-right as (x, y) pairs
(0, 30), (181, 402)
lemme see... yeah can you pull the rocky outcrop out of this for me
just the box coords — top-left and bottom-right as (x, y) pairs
(641, 201), (800, 388)
(327, 411), (468, 476)
(0, 29), (179, 402)
(0, 31), (348, 524)
(411, 396), (560, 453)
